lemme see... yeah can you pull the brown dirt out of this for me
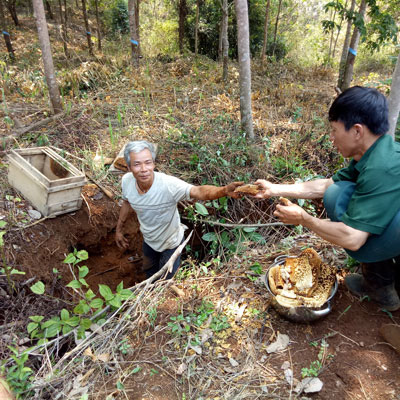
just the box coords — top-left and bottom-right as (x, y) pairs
(2, 176), (400, 400)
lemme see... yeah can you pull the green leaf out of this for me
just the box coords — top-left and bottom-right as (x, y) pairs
(243, 227), (256, 233)
(119, 289), (133, 300)
(99, 284), (114, 301)
(0, 220), (7, 228)
(30, 281), (45, 294)
(108, 295), (122, 308)
(116, 281), (123, 293)
(131, 366), (141, 374)
(89, 298), (104, 309)
(85, 289), (96, 300)
(60, 309), (70, 321)
(44, 324), (61, 338)
(62, 325), (73, 335)
(202, 232), (217, 242)
(27, 322), (38, 334)
(76, 250), (89, 261)
(80, 318), (92, 330)
(116, 381), (125, 390)
(10, 269), (25, 275)
(78, 265), (89, 278)
(66, 316), (80, 327)
(41, 317), (60, 328)
(195, 202), (209, 216)
(29, 315), (44, 323)
(66, 280), (82, 289)
(74, 301), (90, 315)
(79, 278), (89, 287)
(63, 253), (76, 264)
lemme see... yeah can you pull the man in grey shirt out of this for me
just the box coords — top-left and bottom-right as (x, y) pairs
(116, 140), (242, 279)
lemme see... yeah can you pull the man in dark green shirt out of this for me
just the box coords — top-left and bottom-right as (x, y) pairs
(255, 86), (400, 313)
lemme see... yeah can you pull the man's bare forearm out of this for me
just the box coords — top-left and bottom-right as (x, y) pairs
(116, 200), (132, 231)
(269, 178), (334, 199)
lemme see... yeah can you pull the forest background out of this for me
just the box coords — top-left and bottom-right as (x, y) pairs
(0, 0), (400, 399)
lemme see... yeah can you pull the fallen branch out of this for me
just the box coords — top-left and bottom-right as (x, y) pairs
(184, 216), (286, 228)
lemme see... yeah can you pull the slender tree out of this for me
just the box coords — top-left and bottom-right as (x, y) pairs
(5, 0), (18, 26)
(58, 0), (68, 57)
(260, 0), (271, 63)
(0, 0), (15, 60)
(178, 0), (187, 54)
(32, 0), (63, 114)
(63, 0), (68, 39)
(128, 0), (140, 67)
(81, 0), (93, 56)
(332, 0), (348, 61)
(341, 0), (367, 91)
(194, 0), (199, 57)
(337, 0), (356, 88)
(45, 0), (54, 20)
(272, 0), (283, 57)
(221, 0), (228, 83)
(387, 51), (400, 139)
(234, 0), (254, 140)
(94, 0), (101, 51)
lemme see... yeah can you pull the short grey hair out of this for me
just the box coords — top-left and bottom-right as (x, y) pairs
(124, 141), (156, 166)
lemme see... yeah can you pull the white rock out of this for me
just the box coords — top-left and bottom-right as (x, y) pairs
(266, 333), (290, 353)
(281, 361), (291, 370)
(229, 357), (239, 367)
(295, 377), (323, 394)
(28, 210), (42, 220)
(284, 368), (294, 385)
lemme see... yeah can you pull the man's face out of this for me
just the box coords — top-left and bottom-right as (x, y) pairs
(329, 120), (359, 159)
(129, 149), (155, 186)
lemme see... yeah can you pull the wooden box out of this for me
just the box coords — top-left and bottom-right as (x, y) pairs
(8, 147), (86, 217)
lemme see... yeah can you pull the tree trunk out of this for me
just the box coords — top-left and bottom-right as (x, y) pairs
(63, 0), (68, 39)
(260, 0), (270, 62)
(94, 0), (101, 51)
(32, 0), (63, 114)
(194, 0), (199, 57)
(272, 0), (282, 57)
(221, 0), (228, 83)
(337, 0), (356, 88)
(81, 0), (93, 56)
(332, 0), (348, 61)
(178, 0), (187, 54)
(6, 0), (18, 26)
(128, 0), (140, 67)
(328, 7), (336, 63)
(341, 0), (366, 91)
(218, 21), (223, 61)
(58, 0), (68, 57)
(45, 0), (54, 20)
(387, 51), (400, 139)
(234, 0), (254, 140)
(0, 0), (15, 60)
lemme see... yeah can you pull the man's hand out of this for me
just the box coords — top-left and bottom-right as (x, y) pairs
(225, 181), (244, 198)
(253, 179), (274, 199)
(274, 198), (306, 225)
(116, 230), (129, 249)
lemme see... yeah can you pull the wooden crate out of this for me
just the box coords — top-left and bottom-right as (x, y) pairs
(8, 147), (87, 217)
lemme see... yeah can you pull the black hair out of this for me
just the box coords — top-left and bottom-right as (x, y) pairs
(328, 86), (389, 135)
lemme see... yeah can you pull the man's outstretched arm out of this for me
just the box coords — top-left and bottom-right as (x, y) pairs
(190, 182), (244, 200)
(116, 200), (133, 249)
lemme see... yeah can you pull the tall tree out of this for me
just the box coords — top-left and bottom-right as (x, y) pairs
(32, 0), (63, 114)
(194, 0), (199, 57)
(94, 0), (101, 51)
(234, 0), (254, 140)
(128, 0), (140, 67)
(387, 51), (400, 139)
(0, 0), (15, 60)
(337, 0), (356, 88)
(63, 0), (68, 39)
(272, 0), (283, 57)
(58, 0), (68, 57)
(5, 0), (18, 26)
(260, 0), (271, 63)
(221, 0), (228, 83)
(81, 0), (93, 56)
(178, 0), (187, 54)
(341, 0), (367, 91)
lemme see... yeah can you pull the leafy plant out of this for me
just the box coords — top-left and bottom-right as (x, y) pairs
(301, 339), (333, 378)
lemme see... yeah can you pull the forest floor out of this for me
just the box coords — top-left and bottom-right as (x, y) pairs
(0, 15), (399, 400)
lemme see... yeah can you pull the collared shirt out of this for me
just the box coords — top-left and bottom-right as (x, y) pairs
(122, 171), (193, 251)
(332, 134), (400, 235)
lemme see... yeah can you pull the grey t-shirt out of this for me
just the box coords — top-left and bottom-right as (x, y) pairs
(121, 171), (193, 252)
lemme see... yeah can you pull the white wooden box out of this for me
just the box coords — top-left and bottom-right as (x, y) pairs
(8, 147), (86, 217)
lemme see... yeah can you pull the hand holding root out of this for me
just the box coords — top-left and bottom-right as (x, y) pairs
(225, 181), (245, 198)
(274, 197), (305, 225)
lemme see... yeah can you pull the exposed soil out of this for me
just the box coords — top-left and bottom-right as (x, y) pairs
(1, 177), (399, 399)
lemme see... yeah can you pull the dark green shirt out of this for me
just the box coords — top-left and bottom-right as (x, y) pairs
(332, 134), (400, 235)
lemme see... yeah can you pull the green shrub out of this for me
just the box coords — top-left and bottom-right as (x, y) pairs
(111, 0), (129, 34)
